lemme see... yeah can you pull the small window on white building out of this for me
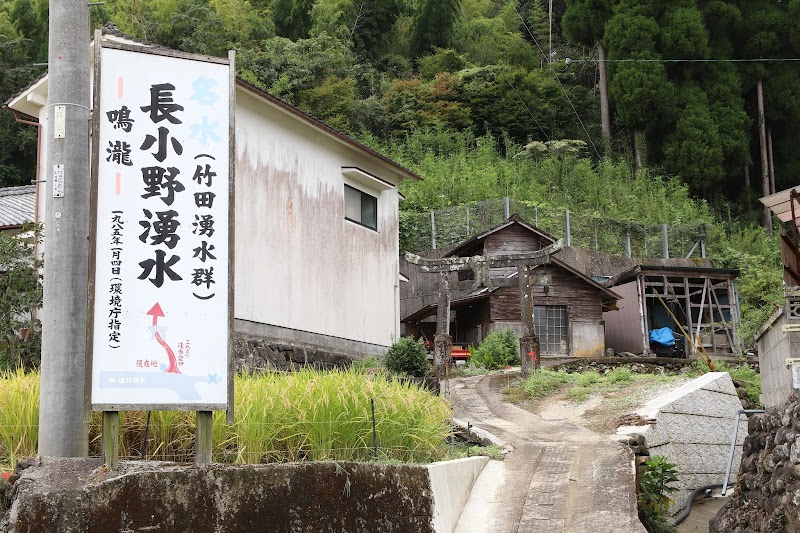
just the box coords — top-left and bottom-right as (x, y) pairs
(344, 184), (378, 230)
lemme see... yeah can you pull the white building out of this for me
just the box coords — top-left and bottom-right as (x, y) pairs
(3, 28), (419, 367)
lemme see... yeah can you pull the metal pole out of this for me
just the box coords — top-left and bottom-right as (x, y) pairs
(38, 0), (91, 457)
(662, 224), (669, 259)
(701, 224), (707, 259)
(504, 196), (510, 221)
(371, 398), (378, 460)
(430, 209), (437, 250)
(564, 210), (571, 247)
(534, 206), (539, 226)
(465, 206), (470, 236)
(625, 229), (632, 258)
(721, 409), (765, 496)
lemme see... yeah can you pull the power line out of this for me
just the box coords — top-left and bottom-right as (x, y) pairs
(566, 57), (800, 63)
(505, 79), (551, 143)
(514, 7), (602, 160)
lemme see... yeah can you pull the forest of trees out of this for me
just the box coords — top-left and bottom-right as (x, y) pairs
(1, 0), (799, 204)
(0, 0), (797, 342)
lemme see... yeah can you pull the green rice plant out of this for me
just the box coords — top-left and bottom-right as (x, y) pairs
(2, 368), (452, 465)
(0, 368), (39, 470)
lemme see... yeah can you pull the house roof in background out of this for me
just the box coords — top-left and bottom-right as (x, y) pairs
(603, 264), (740, 288)
(760, 186), (800, 224)
(0, 185), (35, 229)
(444, 213), (557, 257)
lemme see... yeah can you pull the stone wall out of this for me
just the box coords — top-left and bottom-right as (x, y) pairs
(234, 332), (360, 373)
(1, 457), (487, 533)
(711, 392), (800, 532)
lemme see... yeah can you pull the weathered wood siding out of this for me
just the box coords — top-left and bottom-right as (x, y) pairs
(483, 225), (544, 277)
(489, 264), (604, 324)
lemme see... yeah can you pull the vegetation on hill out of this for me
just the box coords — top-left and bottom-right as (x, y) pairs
(0, 0), (792, 345)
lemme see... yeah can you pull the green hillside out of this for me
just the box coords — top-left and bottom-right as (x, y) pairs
(0, 0), (792, 346)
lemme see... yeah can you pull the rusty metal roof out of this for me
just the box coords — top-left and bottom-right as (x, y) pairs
(760, 186), (800, 224)
(0, 185), (35, 229)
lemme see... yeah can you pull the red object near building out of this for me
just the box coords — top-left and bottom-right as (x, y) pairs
(451, 347), (471, 361)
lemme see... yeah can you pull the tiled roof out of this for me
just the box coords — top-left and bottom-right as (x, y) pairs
(0, 185), (35, 228)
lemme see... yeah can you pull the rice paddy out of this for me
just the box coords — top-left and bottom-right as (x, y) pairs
(0, 368), (452, 470)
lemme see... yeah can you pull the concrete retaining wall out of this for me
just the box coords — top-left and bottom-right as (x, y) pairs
(617, 372), (746, 514)
(756, 308), (794, 409)
(2, 457), (489, 533)
(429, 457), (489, 533)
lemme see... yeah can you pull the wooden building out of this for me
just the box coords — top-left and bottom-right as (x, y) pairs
(602, 265), (740, 357)
(401, 215), (621, 357)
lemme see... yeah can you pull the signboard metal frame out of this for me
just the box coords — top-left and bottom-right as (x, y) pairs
(85, 34), (235, 423)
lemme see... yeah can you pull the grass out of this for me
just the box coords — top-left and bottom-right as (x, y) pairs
(517, 367), (687, 404)
(1, 368), (452, 471)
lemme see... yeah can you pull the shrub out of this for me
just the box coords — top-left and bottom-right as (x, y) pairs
(638, 455), (679, 533)
(385, 337), (429, 377)
(469, 329), (520, 370)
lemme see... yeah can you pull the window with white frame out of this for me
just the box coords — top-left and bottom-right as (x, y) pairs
(534, 305), (568, 354)
(344, 184), (378, 230)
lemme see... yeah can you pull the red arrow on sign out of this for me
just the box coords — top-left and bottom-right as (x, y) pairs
(146, 302), (165, 326)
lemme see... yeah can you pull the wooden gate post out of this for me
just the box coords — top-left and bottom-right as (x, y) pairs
(518, 265), (537, 377)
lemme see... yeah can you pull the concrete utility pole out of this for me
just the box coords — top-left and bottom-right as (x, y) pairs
(38, 0), (91, 457)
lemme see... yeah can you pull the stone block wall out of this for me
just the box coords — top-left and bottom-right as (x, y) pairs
(711, 392), (800, 532)
(617, 372), (747, 514)
(234, 332), (359, 373)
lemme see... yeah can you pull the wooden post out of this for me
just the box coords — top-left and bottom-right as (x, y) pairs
(196, 411), (213, 465)
(518, 265), (538, 377)
(434, 272), (452, 376)
(102, 411), (119, 470)
(757, 78), (771, 234)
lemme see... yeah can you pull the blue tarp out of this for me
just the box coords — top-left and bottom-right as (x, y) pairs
(649, 327), (676, 347)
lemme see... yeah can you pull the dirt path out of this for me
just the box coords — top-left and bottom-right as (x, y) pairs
(450, 373), (646, 533)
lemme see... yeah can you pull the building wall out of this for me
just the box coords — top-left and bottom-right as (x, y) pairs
(235, 90), (401, 349)
(757, 308), (794, 408)
(603, 280), (645, 354)
(488, 264), (606, 356)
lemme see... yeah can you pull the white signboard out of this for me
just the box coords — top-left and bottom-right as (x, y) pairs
(90, 44), (232, 409)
